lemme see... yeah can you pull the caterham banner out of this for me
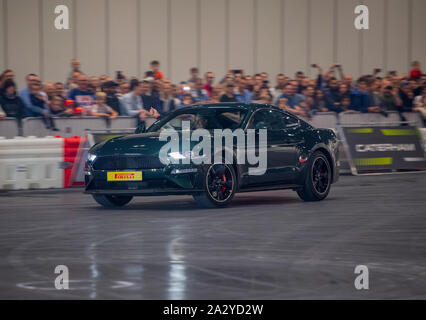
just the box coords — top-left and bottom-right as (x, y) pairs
(341, 126), (426, 174)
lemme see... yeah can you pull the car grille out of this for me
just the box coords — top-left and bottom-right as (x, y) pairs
(93, 155), (165, 170)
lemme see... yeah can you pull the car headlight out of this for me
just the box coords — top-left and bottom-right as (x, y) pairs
(87, 153), (97, 162)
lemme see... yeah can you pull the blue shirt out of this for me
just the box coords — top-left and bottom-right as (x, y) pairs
(350, 91), (370, 113)
(19, 88), (49, 117)
(235, 90), (252, 103)
(119, 92), (143, 117)
(278, 93), (306, 108)
(68, 89), (95, 107)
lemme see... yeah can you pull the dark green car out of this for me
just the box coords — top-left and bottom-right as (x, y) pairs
(85, 103), (339, 208)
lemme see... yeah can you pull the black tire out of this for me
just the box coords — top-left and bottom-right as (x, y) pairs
(193, 164), (237, 208)
(297, 151), (332, 202)
(92, 194), (133, 208)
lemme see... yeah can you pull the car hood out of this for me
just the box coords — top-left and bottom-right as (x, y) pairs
(91, 132), (164, 156)
(91, 131), (198, 156)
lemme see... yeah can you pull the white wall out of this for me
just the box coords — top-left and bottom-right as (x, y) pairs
(1, 0), (424, 89)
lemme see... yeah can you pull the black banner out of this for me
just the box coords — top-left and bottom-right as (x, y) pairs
(341, 126), (426, 173)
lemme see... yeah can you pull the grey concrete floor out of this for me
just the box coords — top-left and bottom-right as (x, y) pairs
(0, 173), (425, 299)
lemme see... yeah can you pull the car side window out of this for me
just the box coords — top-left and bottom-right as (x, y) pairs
(248, 109), (284, 130)
(281, 113), (299, 128)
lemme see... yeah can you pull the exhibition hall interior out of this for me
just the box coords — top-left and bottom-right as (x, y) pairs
(0, 0), (425, 304)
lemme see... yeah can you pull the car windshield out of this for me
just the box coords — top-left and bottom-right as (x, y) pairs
(147, 107), (248, 132)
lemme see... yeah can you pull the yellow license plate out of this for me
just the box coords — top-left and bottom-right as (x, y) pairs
(107, 171), (142, 181)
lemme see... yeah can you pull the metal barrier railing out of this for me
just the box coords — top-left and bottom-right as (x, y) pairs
(1, 113), (423, 138)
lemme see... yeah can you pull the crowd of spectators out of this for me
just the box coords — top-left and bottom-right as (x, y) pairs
(0, 59), (425, 128)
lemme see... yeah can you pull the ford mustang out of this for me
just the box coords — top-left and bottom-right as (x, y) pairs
(85, 103), (339, 208)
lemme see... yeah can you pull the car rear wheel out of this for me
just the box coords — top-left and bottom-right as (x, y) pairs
(92, 194), (133, 208)
(297, 151), (331, 202)
(193, 164), (236, 208)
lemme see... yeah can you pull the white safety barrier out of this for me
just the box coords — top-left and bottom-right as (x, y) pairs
(0, 136), (63, 190)
(0, 118), (21, 138)
(22, 117), (109, 138)
(307, 112), (337, 129)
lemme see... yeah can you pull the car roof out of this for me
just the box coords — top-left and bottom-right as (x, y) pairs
(179, 102), (281, 112)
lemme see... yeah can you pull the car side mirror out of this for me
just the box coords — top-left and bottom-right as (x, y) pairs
(135, 122), (146, 134)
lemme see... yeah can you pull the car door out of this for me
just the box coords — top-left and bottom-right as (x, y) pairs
(277, 112), (305, 182)
(245, 109), (290, 185)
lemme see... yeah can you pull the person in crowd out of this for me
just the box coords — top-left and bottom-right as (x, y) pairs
(140, 80), (161, 113)
(28, 80), (58, 130)
(208, 91), (221, 104)
(277, 97), (289, 112)
(270, 74), (287, 102)
(179, 94), (194, 108)
(99, 75), (108, 85)
(150, 60), (164, 80)
(413, 86), (426, 125)
(340, 96), (356, 113)
(43, 81), (56, 101)
(0, 79), (27, 121)
(299, 85), (316, 115)
(311, 89), (329, 113)
(398, 81), (414, 112)
(89, 76), (101, 93)
(258, 93), (272, 105)
(0, 69), (15, 92)
(244, 75), (254, 92)
(68, 71), (81, 91)
(235, 78), (252, 103)
(410, 61), (422, 80)
(191, 78), (209, 102)
(380, 86), (400, 112)
(118, 82), (130, 98)
(49, 95), (71, 117)
(350, 80), (371, 113)
(120, 80), (157, 122)
(188, 67), (199, 83)
(66, 59), (82, 88)
(159, 82), (180, 115)
(20, 74), (49, 117)
(68, 74), (95, 115)
(277, 83), (305, 109)
(324, 78), (341, 110)
(102, 80), (121, 114)
(367, 79), (384, 113)
(220, 83), (237, 102)
(409, 78), (422, 97)
(203, 72), (215, 97)
(54, 82), (65, 99)
(91, 92), (118, 120)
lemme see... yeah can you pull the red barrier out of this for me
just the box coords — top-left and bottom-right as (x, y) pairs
(63, 136), (81, 187)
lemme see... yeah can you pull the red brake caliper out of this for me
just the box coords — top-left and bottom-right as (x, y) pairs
(221, 174), (227, 193)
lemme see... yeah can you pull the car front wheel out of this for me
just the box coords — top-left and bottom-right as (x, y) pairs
(92, 194), (133, 208)
(193, 164), (236, 208)
(297, 151), (332, 202)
